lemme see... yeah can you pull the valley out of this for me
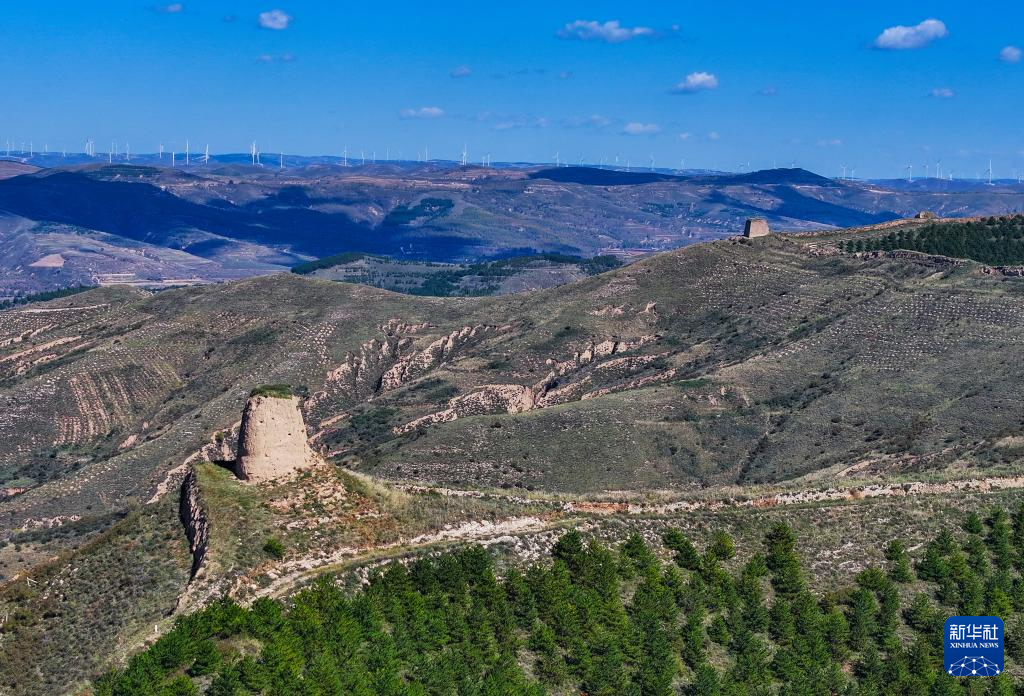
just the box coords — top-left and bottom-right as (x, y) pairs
(3, 161), (1024, 301)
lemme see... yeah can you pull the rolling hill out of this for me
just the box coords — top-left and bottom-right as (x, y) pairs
(4, 220), (1024, 692)
(4, 162), (1024, 300)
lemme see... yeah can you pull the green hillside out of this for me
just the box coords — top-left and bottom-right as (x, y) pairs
(95, 508), (1024, 695)
(3, 229), (1024, 694)
(843, 215), (1024, 265)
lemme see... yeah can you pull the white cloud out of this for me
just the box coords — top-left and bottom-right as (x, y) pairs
(258, 9), (292, 30)
(564, 114), (612, 128)
(556, 20), (655, 43)
(817, 138), (843, 147)
(1000, 46), (1022, 63)
(678, 132), (692, 140)
(558, 70), (574, 79)
(400, 106), (445, 119)
(708, 131), (720, 141)
(930, 87), (955, 98)
(873, 19), (947, 50)
(623, 122), (661, 136)
(157, 3), (184, 13)
(759, 86), (777, 96)
(672, 72), (719, 94)
(492, 116), (550, 131)
(450, 65), (472, 78)
(257, 53), (296, 63)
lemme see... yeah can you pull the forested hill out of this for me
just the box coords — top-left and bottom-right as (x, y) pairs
(95, 507), (1024, 695)
(844, 215), (1024, 266)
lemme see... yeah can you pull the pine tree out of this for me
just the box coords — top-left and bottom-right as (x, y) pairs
(187, 640), (221, 677)
(663, 528), (702, 571)
(620, 533), (659, 579)
(708, 615), (730, 645)
(965, 512), (984, 535)
(710, 531), (736, 561)
(765, 523), (804, 597)
(988, 507), (1013, 571)
(848, 588), (877, 651)
(681, 608), (706, 669)
(885, 539), (915, 583)
(528, 620), (567, 685)
(688, 664), (720, 696)
(583, 630), (633, 696)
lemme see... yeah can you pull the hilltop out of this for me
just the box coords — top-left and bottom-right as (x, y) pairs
(3, 162), (1024, 299)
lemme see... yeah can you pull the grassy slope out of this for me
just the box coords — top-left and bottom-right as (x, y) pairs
(356, 236), (1024, 491)
(3, 229), (1024, 692)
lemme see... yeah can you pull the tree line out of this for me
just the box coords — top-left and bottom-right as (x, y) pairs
(842, 216), (1024, 266)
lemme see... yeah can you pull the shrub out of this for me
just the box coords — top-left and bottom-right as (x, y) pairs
(249, 384), (293, 399)
(263, 538), (285, 560)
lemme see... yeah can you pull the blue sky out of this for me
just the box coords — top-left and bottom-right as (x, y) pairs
(2, 1), (1023, 178)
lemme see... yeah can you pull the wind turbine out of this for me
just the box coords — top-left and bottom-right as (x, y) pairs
(185, 140), (190, 166)
(649, 155), (655, 172)
(159, 142), (164, 160)
(841, 164), (848, 180)
(906, 163), (913, 183)
(203, 144), (209, 164)
(125, 143), (130, 162)
(554, 151), (560, 167)
(460, 143), (468, 166)
(987, 159), (994, 185)
(342, 144), (348, 166)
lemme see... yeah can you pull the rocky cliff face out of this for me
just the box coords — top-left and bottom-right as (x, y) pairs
(179, 467), (209, 580)
(234, 395), (316, 482)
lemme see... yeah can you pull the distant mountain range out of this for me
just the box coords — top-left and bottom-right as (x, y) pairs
(2, 159), (1024, 297)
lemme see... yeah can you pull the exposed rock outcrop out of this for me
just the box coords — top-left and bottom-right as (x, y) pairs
(234, 395), (316, 482)
(310, 323), (511, 408)
(179, 467), (209, 580)
(394, 335), (664, 433)
(381, 325), (506, 390)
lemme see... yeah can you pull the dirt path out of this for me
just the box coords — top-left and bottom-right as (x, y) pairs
(234, 472), (1024, 604)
